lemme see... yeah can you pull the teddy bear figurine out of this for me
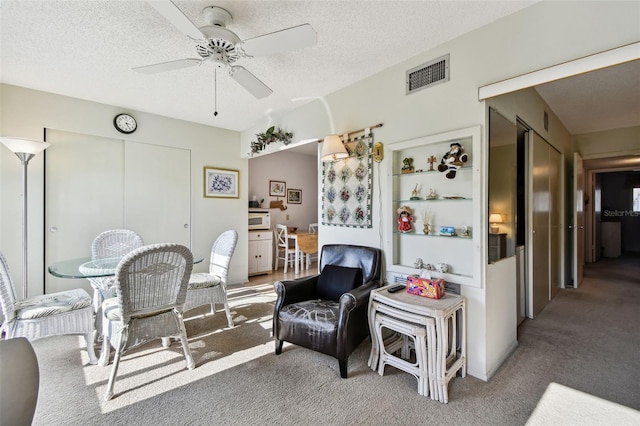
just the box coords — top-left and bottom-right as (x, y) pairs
(397, 205), (414, 233)
(437, 142), (468, 179)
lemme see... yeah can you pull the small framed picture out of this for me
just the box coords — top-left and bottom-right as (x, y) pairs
(287, 188), (302, 204)
(269, 180), (286, 197)
(204, 167), (239, 198)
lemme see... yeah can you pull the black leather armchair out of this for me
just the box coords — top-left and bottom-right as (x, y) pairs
(273, 244), (382, 378)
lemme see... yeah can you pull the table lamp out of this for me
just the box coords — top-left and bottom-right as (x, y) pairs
(489, 213), (503, 234)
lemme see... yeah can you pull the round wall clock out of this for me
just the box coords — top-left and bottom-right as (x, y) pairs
(113, 113), (137, 134)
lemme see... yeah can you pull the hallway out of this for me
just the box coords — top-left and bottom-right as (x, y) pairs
(512, 254), (640, 411)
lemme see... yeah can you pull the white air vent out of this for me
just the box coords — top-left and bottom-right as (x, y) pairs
(406, 54), (450, 95)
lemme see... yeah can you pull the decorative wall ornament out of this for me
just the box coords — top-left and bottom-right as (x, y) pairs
(322, 132), (373, 228)
(250, 126), (293, 154)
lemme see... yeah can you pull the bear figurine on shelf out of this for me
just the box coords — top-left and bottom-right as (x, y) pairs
(437, 142), (468, 179)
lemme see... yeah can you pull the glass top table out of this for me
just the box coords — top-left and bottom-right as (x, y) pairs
(48, 253), (205, 279)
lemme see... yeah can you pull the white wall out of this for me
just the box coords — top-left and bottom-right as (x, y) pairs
(248, 149), (319, 231)
(575, 126), (640, 159)
(0, 84), (249, 295)
(240, 1), (640, 380)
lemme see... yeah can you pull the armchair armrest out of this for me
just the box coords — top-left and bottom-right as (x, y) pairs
(336, 280), (381, 359)
(274, 275), (320, 309)
(339, 280), (380, 311)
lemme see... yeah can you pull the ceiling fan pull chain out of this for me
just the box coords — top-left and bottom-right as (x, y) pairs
(214, 68), (219, 117)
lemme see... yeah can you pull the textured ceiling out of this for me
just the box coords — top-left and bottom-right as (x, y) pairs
(0, 0), (537, 132)
(535, 60), (640, 135)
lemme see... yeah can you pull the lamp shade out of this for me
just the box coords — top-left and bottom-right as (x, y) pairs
(0, 137), (50, 155)
(489, 213), (504, 224)
(320, 135), (348, 162)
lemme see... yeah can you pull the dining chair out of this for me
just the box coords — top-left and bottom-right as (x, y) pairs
(0, 251), (97, 365)
(183, 229), (238, 328)
(88, 229), (144, 313)
(99, 243), (194, 400)
(274, 224), (301, 273)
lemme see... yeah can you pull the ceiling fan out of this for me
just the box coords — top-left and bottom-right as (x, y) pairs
(135, 1), (317, 99)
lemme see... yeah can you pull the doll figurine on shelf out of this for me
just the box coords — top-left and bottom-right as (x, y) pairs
(397, 205), (414, 233)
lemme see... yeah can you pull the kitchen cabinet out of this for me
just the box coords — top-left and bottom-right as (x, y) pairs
(248, 230), (273, 276)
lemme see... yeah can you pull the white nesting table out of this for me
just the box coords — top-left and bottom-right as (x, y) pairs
(368, 285), (466, 403)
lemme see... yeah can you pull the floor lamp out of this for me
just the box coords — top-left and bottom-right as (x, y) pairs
(0, 137), (51, 299)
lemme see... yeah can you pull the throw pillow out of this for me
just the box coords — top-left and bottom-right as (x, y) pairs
(317, 264), (363, 302)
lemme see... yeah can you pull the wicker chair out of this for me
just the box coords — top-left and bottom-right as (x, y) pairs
(183, 230), (238, 328)
(99, 243), (195, 400)
(88, 229), (144, 313)
(0, 251), (97, 364)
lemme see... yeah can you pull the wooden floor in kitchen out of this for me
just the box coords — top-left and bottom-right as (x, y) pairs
(239, 261), (318, 289)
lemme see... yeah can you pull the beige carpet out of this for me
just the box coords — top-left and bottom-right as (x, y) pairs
(30, 259), (640, 425)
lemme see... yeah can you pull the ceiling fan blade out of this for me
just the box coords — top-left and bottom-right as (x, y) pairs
(230, 66), (273, 99)
(133, 58), (202, 74)
(240, 24), (317, 57)
(148, 0), (203, 40)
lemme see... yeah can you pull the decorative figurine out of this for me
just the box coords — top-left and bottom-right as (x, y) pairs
(421, 209), (433, 234)
(438, 142), (468, 179)
(461, 226), (471, 237)
(426, 188), (438, 200)
(410, 184), (421, 200)
(401, 157), (415, 174)
(435, 262), (449, 273)
(414, 258), (425, 269)
(397, 205), (414, 233)
(427, 155), (437, 171)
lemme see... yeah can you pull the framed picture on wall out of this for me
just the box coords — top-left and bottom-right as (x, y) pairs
(287, 188), (302, 204)
(204, 167), (239, 198)
(269, 180), (286, 197)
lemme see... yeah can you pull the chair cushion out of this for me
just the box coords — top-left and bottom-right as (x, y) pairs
(15, 289), (91, 320)
(187, 273), (222, 290)
(279, 299), (340, 334)
(317, 264), (363, 302)
(102, 297), (122, 321)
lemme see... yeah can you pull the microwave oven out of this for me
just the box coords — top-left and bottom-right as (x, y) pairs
(248, 210), (270, 230)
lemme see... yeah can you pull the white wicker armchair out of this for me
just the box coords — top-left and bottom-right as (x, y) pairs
(88, 229), (144, 313)
(99, 243), (195, 401)
(184, 230), (238, 328)
(0, 251), (97, 364)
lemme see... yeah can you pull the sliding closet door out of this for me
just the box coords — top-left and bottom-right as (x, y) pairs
(526, 131), (561, 318)
(45, 130), (124, 294)
(529, 132), (550, 317)
(45, 132), (191, 294)
(124, 141), (191, 247)
(549, 147), (561, 298)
